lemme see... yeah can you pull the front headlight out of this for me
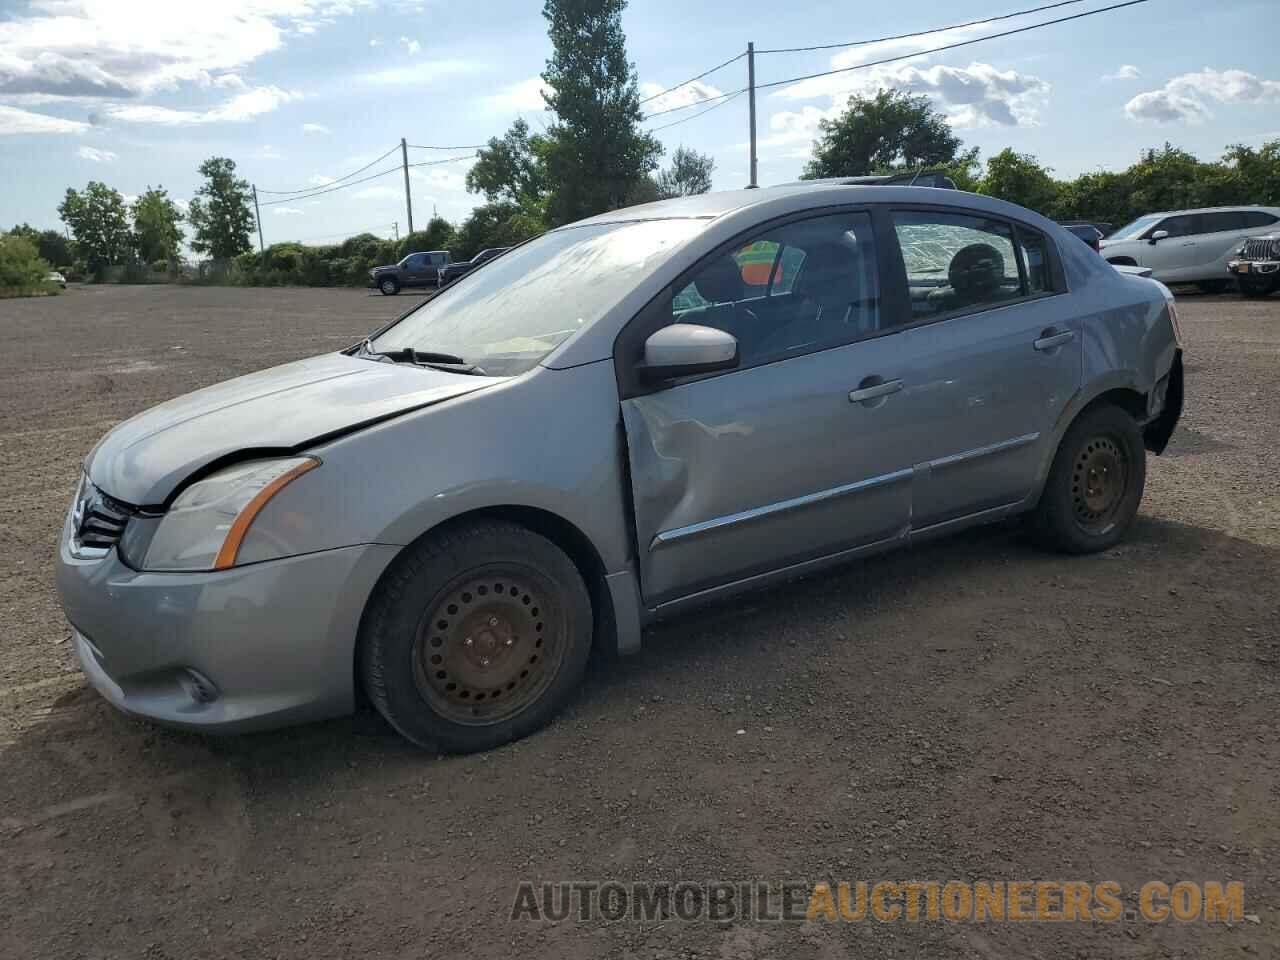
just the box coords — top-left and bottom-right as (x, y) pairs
(141, 457), (318, 571)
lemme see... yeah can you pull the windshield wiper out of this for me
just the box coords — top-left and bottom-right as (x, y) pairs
(355, 339), (487, 375)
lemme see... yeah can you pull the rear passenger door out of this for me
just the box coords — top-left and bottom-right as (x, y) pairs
(887, 208), (1081, 530)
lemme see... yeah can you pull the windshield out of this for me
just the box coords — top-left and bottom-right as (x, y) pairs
(372, 218), (707, 376)
(1110, 215), (1164, 240)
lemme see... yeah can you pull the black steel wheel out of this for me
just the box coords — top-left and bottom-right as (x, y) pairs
(1031, 403), (1146, 554)
(360, 520), (592, 752)
(379, 277), (400, 295)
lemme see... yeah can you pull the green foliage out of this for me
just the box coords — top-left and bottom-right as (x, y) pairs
(0, 234), (57, 296)
(802, 90), (966, 179)
(453, 202), (546, 260)
(977, 149), (1059, 214)
(539, 0), (663, 224)
(132, 187), (185, 266)
(187, 157), (255, 261)
(8, 223), (73, 267)
(655, 146), (715, 199)
(397, 217), (455, 259)
(467, 119), (552, 207)
(57, 181), (131, 270)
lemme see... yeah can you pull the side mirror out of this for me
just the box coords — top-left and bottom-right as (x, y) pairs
(639, 323), (738, 382)
(1149, 230), (1169, 245)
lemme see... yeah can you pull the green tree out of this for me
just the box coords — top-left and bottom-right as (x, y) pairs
(131, 186), (185, 266)
(802, 89), (967, 179)
(453, 202), (546, 260)
(187, 157), (255, 261)
(978, 149), (1060, 214)
(0, 234), (55, 294)
(397, 216), (456, 259)
(56, 181), (131, 270)
(1223, 139), (1280, 205)
(8, 224), (73, 266)
(540, 0), (663, 224)
(655, 146), (715, 198)
(467, 118), (551, 207)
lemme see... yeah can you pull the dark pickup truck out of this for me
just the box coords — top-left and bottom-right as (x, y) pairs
(369, 250), (450, 295)
(437, 246), (511, 286)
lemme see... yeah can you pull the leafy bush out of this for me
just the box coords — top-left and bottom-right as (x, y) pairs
(0, 235), (57, 296)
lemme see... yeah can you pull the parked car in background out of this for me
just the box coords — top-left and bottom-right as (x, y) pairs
(56, 184), (1183, 754)
(1228, 230), (1280, 298)
(437, 246), (511, 286)
(368, 250), (451, 295)
(1059, 222), (1104, 252)
(1100, 206), (1280, 292)
(47, 270), (66, 288)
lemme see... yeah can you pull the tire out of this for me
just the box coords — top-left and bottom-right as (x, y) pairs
(1238, 277), (1275, 299)
(359, 520), (593, 753)
(1031, 404), (1146, 554)
(1196, 279), (1230, 295)
(378, 277), (400, 296)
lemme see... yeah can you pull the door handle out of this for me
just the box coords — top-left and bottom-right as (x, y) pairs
(848, 379), (902, 403)
(1034, 330), (1074, 352)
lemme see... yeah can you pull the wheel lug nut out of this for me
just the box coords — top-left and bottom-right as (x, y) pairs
(463, 636), (473, 647)
(480, 656), (490, 667)
(488, 616), (499, 627)
(505, 638), (514, 646)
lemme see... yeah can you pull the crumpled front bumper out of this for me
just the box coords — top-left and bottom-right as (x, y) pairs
(55, 520), (399, 734)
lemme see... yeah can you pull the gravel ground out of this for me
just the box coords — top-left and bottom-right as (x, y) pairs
(0, 283), (1277, 959)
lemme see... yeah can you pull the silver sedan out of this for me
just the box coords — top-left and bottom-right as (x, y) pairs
(56, 183), (1184, 752)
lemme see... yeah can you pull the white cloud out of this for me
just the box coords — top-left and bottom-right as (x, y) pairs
(1102, 65), (1141, 81)
(273, 206), (304, 215)
(1126, 67), (1280, 124)
(77, 144), (116, 162)
(302, 122), (331, 134)
(308, 173), (337, 186)
(639, 79), (723, 114)
(369, 38), (381, 47)
(0, 1), (371, 102)
(767, 59), (1048, 140)
(400, 36), (421, 55)
(488, 76), (551, 112)
(358, 59), (481, 87)
(106, 85), (301, 125)
(352, 185), (401, 200)
(256, 144), (283, 159)
(0, 103), (89, 135)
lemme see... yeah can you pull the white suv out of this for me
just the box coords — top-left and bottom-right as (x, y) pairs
(1100, 206), (1280, 291)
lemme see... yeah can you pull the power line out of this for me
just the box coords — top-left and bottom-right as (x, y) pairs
(638, 50), (747, 106)
(257, 143), (400, 195)
(755, 0), (1089, 54)
(406, 154), (478, 169)
(753, 0), (1155, 94)
(406, 142), (488, 150)
(647, 90), (745, 132)
(259, 165), (402, 205)
(642, 87), (747, 120)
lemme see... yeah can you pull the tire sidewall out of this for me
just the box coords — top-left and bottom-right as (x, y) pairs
(379, 278), (399, 295)
(1037, 405), (1146, 554)
(362, 524), (592, 752)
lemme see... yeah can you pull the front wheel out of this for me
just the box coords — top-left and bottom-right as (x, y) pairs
(1238, 277), (1276, 299)
(359, 520), (593, 753)
(378, 277), (400, 296)
(1196, 279), (1230, 295)
(1031, 404), (1146, 554)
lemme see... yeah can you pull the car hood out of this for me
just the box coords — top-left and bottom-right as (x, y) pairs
(86, 353), (503, 506)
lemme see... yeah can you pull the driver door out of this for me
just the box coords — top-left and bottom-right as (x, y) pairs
(618, 211), (914, 607)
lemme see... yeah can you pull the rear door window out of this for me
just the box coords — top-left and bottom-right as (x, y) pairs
(1201, 212), (1247, 234)
(891, 210), (1023, 320)
(1242, 211), (1279, 228)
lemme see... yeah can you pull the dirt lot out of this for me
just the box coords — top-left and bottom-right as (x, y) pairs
(0, 283), (1277, 959)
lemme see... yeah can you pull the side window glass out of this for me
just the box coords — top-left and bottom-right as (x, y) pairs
(1202, 212), (1244, 234)
(1016, 227), (1054, 295)
(892, 211), (1022, 319)
(1161, 216), (1196, 238)
(1243, 211), (1278, 228)
(669, 213), (880, 368)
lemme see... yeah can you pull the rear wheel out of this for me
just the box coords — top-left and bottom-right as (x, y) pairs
(1196, 279), (1230, 295)
(360, 520), (592, 753)
(379, 277), (400, 296)
(1031, 404), (1146, 554)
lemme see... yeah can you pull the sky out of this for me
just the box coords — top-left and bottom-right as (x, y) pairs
(1, 0), (1277, 249)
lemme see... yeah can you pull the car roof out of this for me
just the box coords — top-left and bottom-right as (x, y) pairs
(568, 183), (1015, 228)
(1143, 205), (1280, 217)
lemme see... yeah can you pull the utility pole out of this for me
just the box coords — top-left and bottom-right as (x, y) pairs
(252, 184), (264, 254)
(747, 41), (758, 189)
(392, 221), (399, 242)
(400, 137), (414, 237)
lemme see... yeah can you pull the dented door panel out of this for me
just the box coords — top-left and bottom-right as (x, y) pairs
(622, 338), (913, 606)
